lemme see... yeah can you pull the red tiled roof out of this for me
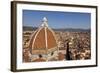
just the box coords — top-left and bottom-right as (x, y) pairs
(29, 27), (57, 54)
(32, 58), (46, 62)
(47, 28), (57, 49)
(33, 28), (46, 49)
(58, 52), (65, 60)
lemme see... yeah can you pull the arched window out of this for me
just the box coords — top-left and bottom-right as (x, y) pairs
(38, 54), (42, 58)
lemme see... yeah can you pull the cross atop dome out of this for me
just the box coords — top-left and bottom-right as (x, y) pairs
(41, 17), (48, 27)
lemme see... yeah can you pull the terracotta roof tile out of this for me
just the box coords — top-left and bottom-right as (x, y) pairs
(29, 17), (58, 54)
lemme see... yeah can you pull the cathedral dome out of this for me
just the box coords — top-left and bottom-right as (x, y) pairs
(29, 17), (57, 54)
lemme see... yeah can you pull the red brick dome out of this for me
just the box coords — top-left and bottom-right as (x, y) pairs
(29, 17), (57, 54)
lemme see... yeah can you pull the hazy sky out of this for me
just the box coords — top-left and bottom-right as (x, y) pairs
(23, 10), (91, 29)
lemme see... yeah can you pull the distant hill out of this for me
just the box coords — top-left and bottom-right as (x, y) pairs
(53, 28), (90, 32)
(23, 26), (90, 32)
(23, 26), (38, 31)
